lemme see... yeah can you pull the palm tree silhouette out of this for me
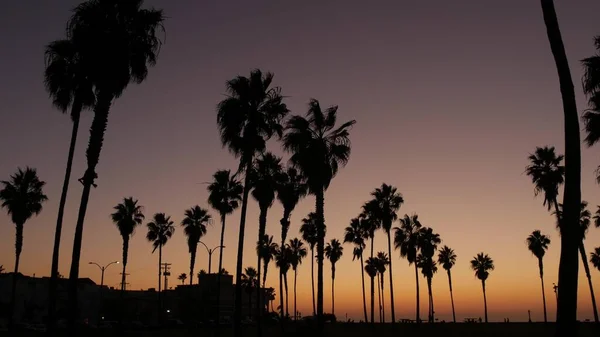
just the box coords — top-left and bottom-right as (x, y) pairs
(111, 197), (144, 292)
(277, 167), (308, 248)
(325, 239), (343, 316)
(242, 267), (258, 318)
(361, 200), (381, 259)
(367, 184), (403, 323)
(0, 167), (48, 326)
(65, 2), (164, 326)
(539, 1), (582, 331)
(591, 247), (600, 272)
(470, 253), (494, 323)
(525, 146), (564, 217)
(375, 252), (389, 323)
(198, 269), (207, 282)
(283, 99), (355, 329)
(582, 36), (600, 148)
(418, 227), (441, 323)
(216, 69), (288, 333)
(344, 217), (369, 322)
(417, 254), (438, 323)
(437, 245), (457, 323)
(257, 235), (278, 289)
(182, 206), (211, 285)
(394, 214), (422, 323)
(0, 265), (4, 274)
(44, 38), (95, 329)
(289, 238), (307, 320)
(178, 273), (187, 285)
(300, 212), (319, 315)
(146, 213), (175, 321)
(275, 244), (292, 317)
(526, 230), (551, 323)
(364, 257), (378, 324)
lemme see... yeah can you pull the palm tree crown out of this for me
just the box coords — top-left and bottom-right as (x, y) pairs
(277, 167), (308, 241)
(325, 239), (344, 266)
(591, 247), (600, 271)
(251, 152), (284, 210)
(470, 253), (495, 281)
(111, 197), (145, 239)
(344, 218), (367, 252)
(581, 36), (600, 146)
(146, 213), (175, 252)
(181, 206), (211, 247)
(369, 184), (404, 232)
(526, 230), (551, 259)
(393, 214), (422, 264)
(300, 212), (319, 248)
(525, 146), (564, 210)
(207, 169), (243, 216)
(0, 168), (48, 226)
(289, 238), (308, 270)
(438, 246), (457, 271)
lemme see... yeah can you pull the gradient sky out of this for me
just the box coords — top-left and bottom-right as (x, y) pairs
(1, 0), (600, 323)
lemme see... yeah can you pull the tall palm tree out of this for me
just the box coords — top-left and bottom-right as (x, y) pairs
(289, 238), (307, 320)
(283, 99), (355, 329)
(526, 230), (551, 323)
(591, 247), (600, 272)
(275, 244), (291, 317)
(182, 206), (211, 285)
(207, 169), (243, 319)
(277, 167), (308, 247)
(178, 273), (187, 285)
(257, 234), (278, 289)
(300, 212), (318, 315)
(417, 227), (441, 323)
(343, 217), (369, 322)
(364, 257), (378, 324)
(44, 38), (95, 329)
(437, 245), (457, 323)
(217, 69), (288, 334)
(0, 167), (48, 326)
(324, 239), (343, 316)
(111, 197), (144, 292)
(375, 252), (389, 323)
(540, 1), (582, 333)
(146, 213), (175, 321)
(242, 267), (258, 318)
(417, 254), (438, 323)
(470, 253), (494, 323)
(393, 214), (422, 323)
(65, 1), (165, 326)
(368, 184), (403, 323)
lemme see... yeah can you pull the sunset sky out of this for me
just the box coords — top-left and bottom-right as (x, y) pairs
(2, 0), (600, 323)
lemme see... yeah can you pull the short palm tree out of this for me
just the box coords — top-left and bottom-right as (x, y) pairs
(257, 234), (278, 289)
(525, 146), (564, 217)
(146, 213), (175, 319)
(325, 239), (343, 316)
(344, 217), (369, 322)
(283, 99), (355, 329)
(591, 247), (600, 272)
(437, 246), (457, 323)
(289, 238), (307, 320)
(178, 273), (187, 285)
(364, 257), (378, 324)
(367, 184), (403, 322)
(277, 167), (308, 246)
(275, 244), (292, 317)
(375, 252), (389, 323)
(217, 69), (288, 332)
(417, 227), (441, 323)
(65, 1), (165, 325)
(300, 212), (319, 315)
(526, 230), (551, 323)
(111, 197), (144, 292)
(417, 254), (438, 323)
(393, 214), (422, 323)
(470, 253), (494, 323)
(182, 206), (211, 285)
(0, 167), (48, 325)
(242, 267), (258, 318)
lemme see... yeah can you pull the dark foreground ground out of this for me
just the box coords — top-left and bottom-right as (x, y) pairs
(2, 322), (599, 337)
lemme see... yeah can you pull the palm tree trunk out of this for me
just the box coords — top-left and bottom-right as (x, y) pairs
(541, 2), (582, 336)
(294, 268), (298, 320)
(370, 276), (375, 324)
(359, 253), (368, 322)
(381, 272), (385, 323)
(538, 257), (548, 323)
(233, 160), (253, 337)
(447, 269), (456, 323)
(279, 271), (284, 318)
(284, 272), (289, 317)
(414, 263), (420, 324)
(427, 276), (433, 322)
(579, 243), (599, 322)
(121, 236), (129, 292)
(9, 224), (23, 329)
(315, 189), (325, 331)
(68, 90), (112, 332)
(386, 232), (395, 323)
(48, 98), (83, 331)
(190, 246), (196, 286)
(482, 280), (488, 323)
(377, 273), (382, 323)
(249, 291), (252, 319)
(311, 247), (316, 316)
(217, 214), (226, 324)
(256, 208), (268, 336)
(158, 244), (162, 323)
(331, 266), (336, 316)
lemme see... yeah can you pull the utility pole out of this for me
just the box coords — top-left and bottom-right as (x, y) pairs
(161, 263), (172, 293)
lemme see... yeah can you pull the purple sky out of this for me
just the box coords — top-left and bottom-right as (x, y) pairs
(1, 0), (600, 322)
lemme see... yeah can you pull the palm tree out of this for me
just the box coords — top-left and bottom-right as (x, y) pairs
(0, 265), (4, 274)
(182, 206), (211, 285)
(526, 230), (551, 323)
(242, 267), (258, 318)
(324, 239), (343, 316)
(437, 246), (457, 323)
(217, 69), (288, 333)
(582, 36), (600, 154)
(417, 254), (438, 323)
(283, 99), (356, 329)
(178, 273), (187, 285)
(197, 269), (207, 282)
(65, 1), (165, 326)
(540, 2), (582, 333)
(367, 184), (403, 323)
(257, 235), (278, 288)
(111, 197), (144, 293)
(361, 200), (381, 259)
(44, 38), (95, 329)
(525, 146), (564, 217)
(277, 167), (308, 247)
(288, 238), (307, 320)
(146, 213), (175, 321)
(300, 212), (319, 315)
(374, 252), (389, 323)
(393, 214), (422, 323)
(364, 257), (378, 324)
(0, 167), (48, 326)
(275, 244), (291, 317)
(591, 247), (600, 272)
(470, 253), (494, 323)
(417, 227), (441, 323)
(343, 217), (369, 322)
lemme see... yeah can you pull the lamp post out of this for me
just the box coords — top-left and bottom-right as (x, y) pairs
(199, 242), (224, 274)
(89, 261), (119, 289)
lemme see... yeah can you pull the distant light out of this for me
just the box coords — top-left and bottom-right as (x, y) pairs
(101, 317), (104, 320)
(166, 310), (171, 313)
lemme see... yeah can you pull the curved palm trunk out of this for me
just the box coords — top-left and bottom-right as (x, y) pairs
(541, 2), (582, 336)
(233, 161), (253, 337)
(538, 257), (548, 323)
(311, 247), (316, 315)
(359, 253), (368, 322)
(482, 280), (488, 323)
(370, 276), (375, 324)
(190, 245), (197, 286)
(279, 271), (284, 318)
(381, 272), (386, 323)
(579, 243), (599, 322)
(315, 189), (325, 331)
(331, 265), (336, 316)
(386, 232), (396, 323)
(447, 269), (456, 323)
(68, 91), (113, 332)
(414, 263), (420, 324)
(294, 268), (298, 320)
(48, 99), (83, 331)
(216, 214), (227, 324)
(9, 224), (23, 329)
(256, 208), (268, 336)
(284, 272), (289, 317)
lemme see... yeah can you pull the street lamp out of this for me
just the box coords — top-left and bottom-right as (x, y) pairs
(198, 241), (224, 274)
(89, 261), (119, 289)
